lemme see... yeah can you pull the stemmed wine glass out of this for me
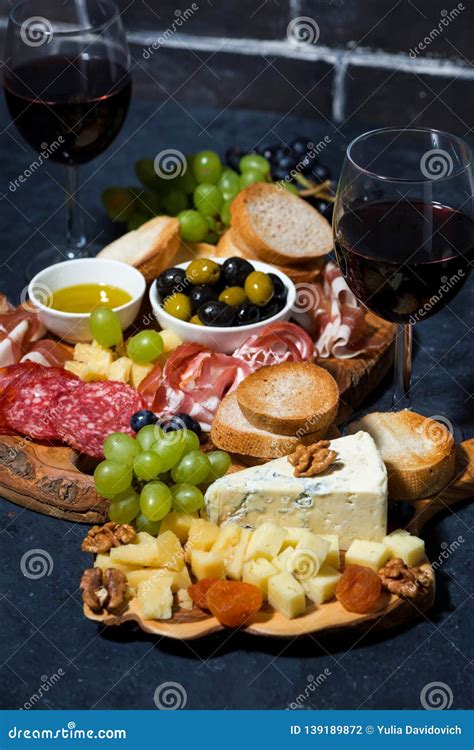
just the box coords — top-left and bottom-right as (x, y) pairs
(333, 127), (473, 411)
(4, 0), (132, 277)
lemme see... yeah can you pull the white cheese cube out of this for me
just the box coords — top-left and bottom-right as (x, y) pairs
(272, 546), (295, 573)
(191, 550), (225, 580)
(127, 567), (191, 593)
(177, 588), (193, 611)
(244, 523), (287, 561)
(345, 539), (390, 571)
(302, 563), (341, 604)
(319, 534), (340, 569)
(226, 528), (251, 580)
(383, 530), (425, 566)
(281, 527), (308, 548)
(267, 572), (306, 619)
(138, 576), (174, 620)
(295, 531), (330, 575)
(242, 558), (277, 595)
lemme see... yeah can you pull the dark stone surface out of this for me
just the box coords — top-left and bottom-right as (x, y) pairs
(0, 97), (472, 710)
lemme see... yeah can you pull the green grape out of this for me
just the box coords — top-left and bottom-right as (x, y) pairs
(89, 308), (123, 348)
(134, 451), (162, 481)
(102, 187), (136, 222)
(193, 151), (222, 185)
(94, 460), (133, 499)
(175, 165), (197, 194)
(220, 199), (232, 226)
(152, 437), (185, 471)
(103, 432), (139, 466)
(205, 232), (219, 245)
(218, 169), (240, 201)
(137, 424), (164, 451)
(239, 170), (266, 189)
(171, 450), (210, 486)
(275, 180), (299, 195)
(181, 429), (200, 454)
(127, 330), (164, 364)
(127, 212), (150, 231)
(171, 483), (204, 513)
(140, 482), (172, 521)
(135, 512), (161, 535)
(162, 188), (188, 215)
(178, 210), (209, 242)
(135, 159), (164, 191)
(108, 488), (140, 524)
(206, 450), (231, 481)
(239, 154), (270, 175)
(193, 183), (223, 217)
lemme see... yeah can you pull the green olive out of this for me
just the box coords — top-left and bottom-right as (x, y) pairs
(189, 314), (204, 326)
(244, 271), (274, 306)
(218, 286), (247, 307)
(186, 258), (221, 285)
(163, 293), (192, 321)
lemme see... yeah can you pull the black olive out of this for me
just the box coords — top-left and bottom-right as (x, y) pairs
(235, 303), (261, 326)
(259, 300), (280, 321)
(189, 284), (217, 313)
(268, 273), (288, 304)
(222, 256), (255, 287)
(156, 267), (187, 298)
(198, 300), (235, 327)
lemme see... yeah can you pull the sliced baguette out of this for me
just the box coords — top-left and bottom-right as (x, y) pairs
(174, 241), (217, 265)
(215, 227), (259, 259)
(347, 411), (455, 500)
(211, 392), (329, 459)
(230, 183), (332, 265)
(236, 362), (339, 436)
(98, 216), (180, 283)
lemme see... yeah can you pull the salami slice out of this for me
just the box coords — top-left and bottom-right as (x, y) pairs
(4, 366), (81, 440)
(54, 381), (145, 458)
(0, 362), (44, 435)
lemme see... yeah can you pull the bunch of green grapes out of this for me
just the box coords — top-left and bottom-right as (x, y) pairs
(102, 150), (279, 242)
(93, 426), (231, 534)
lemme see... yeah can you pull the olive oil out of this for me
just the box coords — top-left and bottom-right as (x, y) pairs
(49, 283), (132, 314)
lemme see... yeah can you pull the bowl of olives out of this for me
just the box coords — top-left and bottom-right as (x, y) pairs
(149, 256), (296, 353)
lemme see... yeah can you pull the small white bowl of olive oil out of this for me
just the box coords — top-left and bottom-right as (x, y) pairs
(28, 259), (146, 343)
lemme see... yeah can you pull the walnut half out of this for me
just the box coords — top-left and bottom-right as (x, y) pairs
(378, 558), (433, 600)
(80, 567), (127, 612)
(288, 440), (337, 478)
(81, 522), (136, 554)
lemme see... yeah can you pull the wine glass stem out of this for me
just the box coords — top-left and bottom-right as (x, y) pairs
(393, 324), (412, 409)
(65, 165), (86, 259)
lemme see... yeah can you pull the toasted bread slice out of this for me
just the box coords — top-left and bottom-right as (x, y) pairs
(174, 241), (217, 265)
(236, 362), (339, 436)
(211, 392), (330, 459)
(98, 216), (180, 283)
(215, 227), (259, 259)
(347, 411), (455, 500)
(230, 183), (332, 265)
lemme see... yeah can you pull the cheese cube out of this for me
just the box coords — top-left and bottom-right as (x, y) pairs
(73, 343), (96, 362)
(319, 534), (340, 569)
(130, 362), (154, 389)
(177, 588), (193, 611)
(267, 572), (306, 619)
(94, 553), (140, 574)
(383, 530), (425, 566)
(212, 525), (242, 555)
(155, 531), (185, 570)
(226, 528), (251, 580)
(295, 531), (330, 575)
(191, 550), (225, 580)
(138, 576), (174, 620)
(281, 527), (308, 549)
(108, 357), (133, 383)
(302, 563), (341, 604)
(272, 546), (295, 574)
(73, 341), (113, 380)
(159, 512), (198, 543)
(185, 519), (220, 562)
(160, 329), (183, 353)
(135, 531), (157, 545)
(345, 539), (390, 571)
(242, 558), (277, 595)
(127, 566), (191, 593)
(110, 530), (184, 569)
(244, 523), (287, 561)
(64, 360), (87, 379)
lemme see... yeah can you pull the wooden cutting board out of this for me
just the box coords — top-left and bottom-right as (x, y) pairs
(84, 439), (474, 639)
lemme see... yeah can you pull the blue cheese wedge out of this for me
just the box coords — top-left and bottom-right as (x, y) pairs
(205, 431), (387, 549)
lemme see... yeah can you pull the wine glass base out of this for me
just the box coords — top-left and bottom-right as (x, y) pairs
(25, 244), (103, 280)
(340, 404), (464, 443)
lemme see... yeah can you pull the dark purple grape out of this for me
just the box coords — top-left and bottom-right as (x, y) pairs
(290, 137), (313, 155)
(272, 165), (291, 181)
(257, 143), (277, 160)
(301, 152), (319, 175)
(131, 410), (158, 433)
(314, 200), (334, 221)
(274, 146), (290, 162)
(225, 146), (244, 171)
(160, 412), (202, 437)
(278, 154), (298, 173)
(312, 163), (331, 182)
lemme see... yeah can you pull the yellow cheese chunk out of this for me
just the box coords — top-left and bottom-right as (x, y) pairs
(295, 531), (330, 576)
(109, 356), (133, 383)
(110, 530), (184, 569)
(185, 519), (220, 562)
(345, 539), (390, 571)
(160, 329), (183, 353)
(135, 531), (157, 545)
(127, 567), (191, 593)
(267, 572), (306, 619)
(130, 362), (154, 389)
(94, 553), (140, 574)
(177, 588), (193, 611)
(159, 512), (198, 543)
(272, 546), (294, 574)
(138, 576), (174, 620)
(244, 522), (287, 561)
(242, 558), (277, 596)
(383, 529), (425, 566)
(226, 528), (251, 580)
(155, 530), (185, 570)
(302, 563), (341, 604)
(281, 527), (308, 549)
(318, 534), (340, 570)
(191, 549), (225, 580)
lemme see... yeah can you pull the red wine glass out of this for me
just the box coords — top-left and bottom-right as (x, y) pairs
(333, 127), (473, 410)
(4, 0), (131, 277)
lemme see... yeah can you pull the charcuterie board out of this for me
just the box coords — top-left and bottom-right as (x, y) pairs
(84, 439), (473, 639)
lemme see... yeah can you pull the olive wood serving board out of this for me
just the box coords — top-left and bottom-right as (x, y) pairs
(0, 313), (395, 523)
(84, 439), (473, 640)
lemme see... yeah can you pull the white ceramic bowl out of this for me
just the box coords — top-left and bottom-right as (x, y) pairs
(28, 259), (146, 343)
(149, 258), (297, 354)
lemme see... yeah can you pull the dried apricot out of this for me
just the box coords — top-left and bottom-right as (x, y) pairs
(336, 564), (382, 614)
(206, 580), (262, 628)
(188, 578), (221, 611)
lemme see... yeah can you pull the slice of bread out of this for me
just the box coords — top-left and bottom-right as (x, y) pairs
(215, 227), (259, 259)
(174, 241), (218, 265)
(98, 216), (180, 283)
(347, 411), (455, 500)
(230, 183), (333, 266)
(211, 392), (330, 459)
(236, 362), (339, 436)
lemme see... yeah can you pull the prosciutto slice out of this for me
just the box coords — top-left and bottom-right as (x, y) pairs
(0, 299), (47, 367)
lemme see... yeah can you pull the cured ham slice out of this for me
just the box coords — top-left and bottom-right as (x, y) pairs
(233, 322), (314, 368)
(21, 340), (72, 368)
(0, 301), (47, 367)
